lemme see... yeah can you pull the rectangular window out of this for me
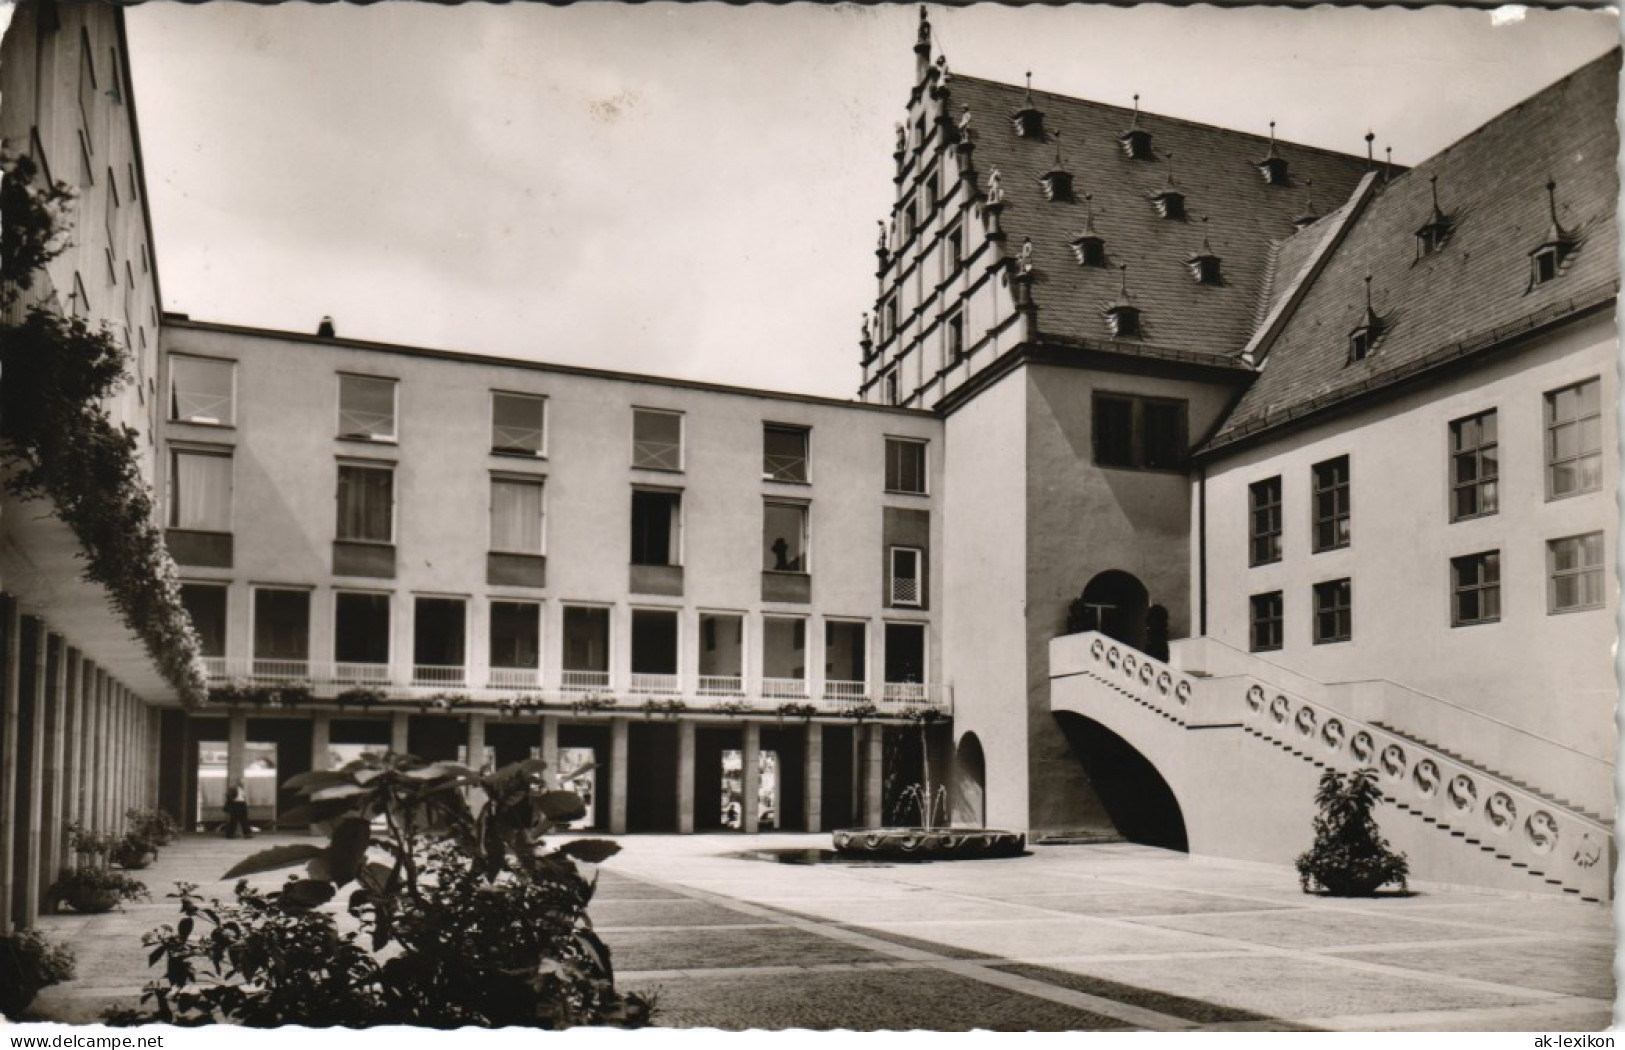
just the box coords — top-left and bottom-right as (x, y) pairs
(338, 374), (397, 441)
(169, 354), (235, 424)
(632, 408), (683, 471)
(1311, 456), (1351, 552)
(1249, 476), (1282, 566)
(1549, 532), (1605, 614)
(630, 609), (679, 685)
(884, 370), (899, 406)
(1250, 592), (1283, 652)
(490, 477), (545, 555)
(562, 605), (611, 687)
(630, 488), (681, 566)
(1092, 393), (1188, 471)
(334, 592), (390, 667)
(492, 392), (546, 456)
(763, 501), (809, 573)
(885, 438), (927, 495)
(944, 223), (963, 276)
(1546, 378), (1601, 500)
(1451, 409), (1499, 521)
(945, 311), (964, 363)
(490, 601), (541, 671)
(253, 588), (309, 671)
(883, 297), (899, 342)
(1312, 578), (1352, 644)
(1451, 551), (1501, 626)
(413, 597), (466, 683)
(698, 612), (744, 693)
(179, 583), (227, 659)
(168, 449), (232, 531)
(763, 424), (810, 483)
(336, 463), (394, 543)
(890, 546), (922, 606)
(884, 622), (926, 684)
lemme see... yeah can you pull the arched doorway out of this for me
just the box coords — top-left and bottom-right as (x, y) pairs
(951, 731), (986, 827)
(1053, 711), (1187, 851)
(1070, 571), (1150, 651)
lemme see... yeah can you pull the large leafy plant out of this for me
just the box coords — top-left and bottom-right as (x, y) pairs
(1295, 767), (1410, 896)
(128, 753), (651, 1028)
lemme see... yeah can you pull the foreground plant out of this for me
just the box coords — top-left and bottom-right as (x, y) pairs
(128, 752), (651, 1028)
(0, 929), (76, 1018)
(1295, 767), (1410, 897)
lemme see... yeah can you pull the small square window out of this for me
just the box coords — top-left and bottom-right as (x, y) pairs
(632, 408), (683, 471)
(1450, 409), (1498, 521)
(1249, 476), (1282, 566)
(1312, 578), (1351, 644)
(1548, 532), (1605, 614)
(1250, 592), (1283, 652)
(492, 392), (546, 456)
(170, 354), (236, 425)
(885, 438), (927, 494)
(763, 424), (810, 483)
(1545, 378), (1601, 500)
(1311, 456), (1351, 552)
(1451, 551), (1501, 626)
(338, 374), (397, 441)
(1531, 245), (1562, 287)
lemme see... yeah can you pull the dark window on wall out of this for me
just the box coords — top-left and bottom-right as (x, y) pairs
(253, 589), (310, 665)
(490, 601), (541, 670)
(1312, 579), (1352, 644)
(413, 597), (466, 671)
(1450, 410), (1498, 521)
(763, 501), (808, 573)
(1092, 393), (1188, 471)
(763, 425), (810, 483)
(179, 584), (227, 658)
(884, 622), (926, 684)
(1549, 532), (1605, 614)
(334, 593), (390, 666)
(1451, 551), (1501, 626)
(1249, 592), (1283, 652)
(884, 371), (900, 406)
(1545, 378), (1601, 500)
(630, 489), (681, 566)
(169, 355), (235, 424)
(1249, 477), (1282, 565)
(1311, 456), (1351, 552)
(945, 311), (964, 362)
(890, 547), (923, 607)
(885, 438), (927, 494)
(944, 223), (963, 277)
(336, 463), (394, 543)
(632, 408), (683, 471)
(338, 374), (397, 441)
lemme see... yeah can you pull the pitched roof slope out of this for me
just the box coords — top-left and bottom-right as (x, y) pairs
(1206, 48), (1620, 451)
(944, 75), (1370, 359)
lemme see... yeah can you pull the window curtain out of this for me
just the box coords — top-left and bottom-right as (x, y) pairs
(491, 480), (543, 553)
(171, 451), (231, 531)
(338, 467), (393, 542)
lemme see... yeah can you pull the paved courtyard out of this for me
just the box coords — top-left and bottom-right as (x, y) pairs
(18, 832), (1617, 1031)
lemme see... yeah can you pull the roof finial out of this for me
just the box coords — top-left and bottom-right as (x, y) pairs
(1118, 262), (1130, 300)
(1082, 192), (1096, 230)
(917, 5), (931, 47)
(1130, 93), (1141, 129)
(914, 5), (932, 79)
(1199, 215), (1212, 254)
(1365, 131), (1375, 169)
(1546, 178), (1561, 224)
(1024, 70), (1034, 106)
(1383, 146), (1393, 185)
(1052, 128), (1065, 167)
(1163, 150), (1177, 187)
(1541, 178), (1574, 245)
(1429, 174), (1447, 223)
(1265, 120), (1278, 159)
(1363, 273), (1373, 310)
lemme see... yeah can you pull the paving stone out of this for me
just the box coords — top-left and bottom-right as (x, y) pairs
(990, 961), (1289, 1025)
(1004, 890), (1306, 919)
(589, 897), (764, 928)
(638, 967), (1136, 1031)
(1342, 939), (1617, 1000)
(1136, 908), (1517, 950)
(603, 924), (893, 973)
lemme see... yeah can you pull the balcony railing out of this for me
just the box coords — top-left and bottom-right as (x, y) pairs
(412, 665), (466, 688)
(196, 659), (950, 714)
(629, 673), (680, 696)
(762, 677), (809, 700)
(697, 675), (744, 696)
(488, 667), (542, 690)
(561, 670), (611, 693)
(822, 680), (869, 702)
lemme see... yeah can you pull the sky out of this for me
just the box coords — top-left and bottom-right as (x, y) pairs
(122, 3), (1618, 400)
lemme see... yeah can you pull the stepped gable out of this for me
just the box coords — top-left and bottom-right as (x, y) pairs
(944, 74), (1370, 359)
(1205, 48), (1621, 453)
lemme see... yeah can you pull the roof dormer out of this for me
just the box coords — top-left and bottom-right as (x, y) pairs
(1148, 154), (1185, 220)
(1347, 275), (1386, 362)
(1254, 122), (1289, 186)
(1103, 265), (1141, 338)
(1069, 194), (1106, 267)
(1118, 94), (1153, 159)
(1037, 131), (1073, 202)
(1185, 217), (1221, 284)
(1528, 179), (1577, 287)
(1291, 180), (1320, 230)
(1011, 72), (1045, 139)
(1414, 175), (1454, 257)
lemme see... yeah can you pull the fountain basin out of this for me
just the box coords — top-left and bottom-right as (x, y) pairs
(832, 827), (1025, 860)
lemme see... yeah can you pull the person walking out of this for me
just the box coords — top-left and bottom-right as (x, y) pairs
(223, 779), (253, 839)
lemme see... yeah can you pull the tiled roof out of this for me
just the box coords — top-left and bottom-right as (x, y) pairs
(1205, 48), (1620, 452)
(943, 74), (1371, 360)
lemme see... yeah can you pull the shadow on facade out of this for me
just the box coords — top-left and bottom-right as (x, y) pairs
(1053, 711), (1187, 852)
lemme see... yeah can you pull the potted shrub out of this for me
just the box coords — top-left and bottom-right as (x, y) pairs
(51, 866), (150, 914)
(125, 807), (180, 850)
(0, 929), (76, 1018)
(1296, 767), (1410, 896)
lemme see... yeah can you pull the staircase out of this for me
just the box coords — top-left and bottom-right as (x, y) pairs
(1050, 632), (1614, 902)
